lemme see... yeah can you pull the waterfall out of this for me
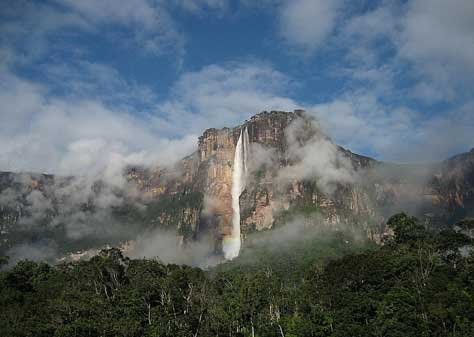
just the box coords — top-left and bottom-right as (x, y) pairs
(223, 126), (249, 260)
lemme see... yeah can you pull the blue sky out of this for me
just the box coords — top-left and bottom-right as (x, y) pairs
(1, 0), (473, 175)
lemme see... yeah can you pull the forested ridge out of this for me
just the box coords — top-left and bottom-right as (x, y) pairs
(1, 214), (474, 337)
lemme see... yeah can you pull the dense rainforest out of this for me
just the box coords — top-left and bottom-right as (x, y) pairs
(1, 214), (474, 337)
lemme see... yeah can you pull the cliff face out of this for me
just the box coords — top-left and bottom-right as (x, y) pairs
(430, 149), (474, 221)
(132, 111), (474, 252)
(197, 127), (239, 243)
(196, 111), (312, 246)
(1, 111), (473, 259)
(129, 110), (389, 250)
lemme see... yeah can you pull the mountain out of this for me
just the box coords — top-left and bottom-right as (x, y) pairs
(430, 148), (474, 220)
(126, 110), (383, 254)
(1, 110), (473, 262)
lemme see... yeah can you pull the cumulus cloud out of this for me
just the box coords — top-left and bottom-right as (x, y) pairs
(398, 0), (474, 95)
(297, 0), (474, 162)
(0, 0), (192, 72)
(0, 69), (197, 176)
(44, 61), (157, 108)
(60, 0), (184, 56)
(153, 62), (297, 136)
(341, 0), (474, 103)
(278, 0), (342, 52)
(2, 0), (471, 169)
(0, 1), (89, 64)
(277, 117), (355, 194)
(309, 93), (474, 162)
(0, 58), (303, 177)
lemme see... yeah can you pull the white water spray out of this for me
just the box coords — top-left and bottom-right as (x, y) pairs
(223, 126), (249, 260)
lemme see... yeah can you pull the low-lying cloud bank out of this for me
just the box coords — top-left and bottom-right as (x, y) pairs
(278, 117), (355, 194)
(0, 71), (197, 177)
(127, 228), (219, 267)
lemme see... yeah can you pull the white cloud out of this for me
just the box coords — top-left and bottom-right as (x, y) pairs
(61, 0), (185, 55)
(1, 55), (470, 179)
(344, 4), (396, 40)
(309, 92), (474, 162)
(153, 62), (297, 136)
(398, 0), (474, 100)
(0, 70), (196, 177)
(310, 93), (415, 157)
(44, 61), (157, 108)
(278, 0), (342, 52)
(278, 118), (355, 194)
(341, 0), (474, 103)
(0, 58), (301, 178)
(2, 0), (473, 173)
(324, 1), (474, 156)
(0, 0), (184, 62)
(0, 1), (89, 64)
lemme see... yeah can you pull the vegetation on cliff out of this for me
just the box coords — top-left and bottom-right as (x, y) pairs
(1, 214), (474, 337)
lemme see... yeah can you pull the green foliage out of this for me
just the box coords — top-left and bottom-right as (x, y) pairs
(1, 215), (474, 336)
(275, 201), (321, 226)
(144, 192), (202, 232)
(0, 255), (8, 267)
(113, 191), (203, 240)
(387, 212), (430, 245)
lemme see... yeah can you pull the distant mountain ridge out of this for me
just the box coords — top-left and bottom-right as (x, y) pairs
(1, 110), (473, 261)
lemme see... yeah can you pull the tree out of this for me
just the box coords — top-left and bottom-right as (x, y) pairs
(387, 213), (429, 246)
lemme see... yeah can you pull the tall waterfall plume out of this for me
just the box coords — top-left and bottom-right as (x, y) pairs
(223, 126), (250, 260)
